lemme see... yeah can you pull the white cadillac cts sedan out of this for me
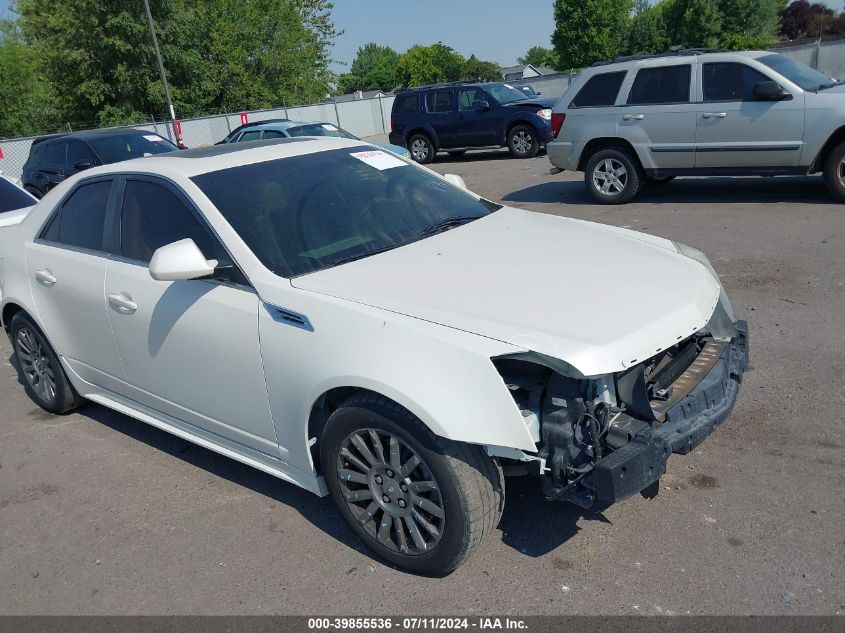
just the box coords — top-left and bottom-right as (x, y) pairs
(0, 137), (748, 574)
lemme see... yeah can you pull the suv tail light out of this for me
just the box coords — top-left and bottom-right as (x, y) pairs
(551, 113), (566, 139)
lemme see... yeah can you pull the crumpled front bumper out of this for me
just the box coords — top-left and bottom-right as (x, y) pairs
(588, 321), (749, 505)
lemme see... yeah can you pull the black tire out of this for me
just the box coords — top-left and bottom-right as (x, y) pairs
(24, 185), (43, 199)
(9, 312), (83, 414)
(823, 140), (845, 202)
(647, 175), (675, 185)
(507, 124), (540, 158)
(584, 147), (643, 204)
(447, 150), (467, 158)
(320, 392), (504, 575)
(407, 133), (435, 164)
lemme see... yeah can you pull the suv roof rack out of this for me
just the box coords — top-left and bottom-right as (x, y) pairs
(591, 48), (726, 67)
(399, 81), (484, 92)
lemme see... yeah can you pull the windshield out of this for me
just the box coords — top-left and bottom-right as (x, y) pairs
(287, 123), (358, 140)
(758, 53), (834, 91)
(88, 133), (178, 164)
(486, 83), (531, 104)
(0, 178), (36, 213)
(192, 146), (500, 277)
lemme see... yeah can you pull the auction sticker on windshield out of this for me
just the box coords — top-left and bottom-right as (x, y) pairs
(350, 150), (407, 171)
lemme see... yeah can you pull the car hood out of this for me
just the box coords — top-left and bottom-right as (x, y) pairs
(291, 207), (721, 376)
(504, 97), (557, 109)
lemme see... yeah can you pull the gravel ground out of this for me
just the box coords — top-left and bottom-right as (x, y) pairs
(0, 140), (843, 615)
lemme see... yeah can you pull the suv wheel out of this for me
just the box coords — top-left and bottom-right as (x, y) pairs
(507, 124), (539, 158)
(10, 312), (84, 414)
(320, 393), (504, 575)
(408, 133), (435, 164)
(24, 185), (43, 199)
(823, 140), (845, 202)
(584, 148), (642, 204)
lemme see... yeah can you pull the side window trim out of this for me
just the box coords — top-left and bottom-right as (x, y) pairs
(35, 175), (117, 258)
(114, 174), (252, 289)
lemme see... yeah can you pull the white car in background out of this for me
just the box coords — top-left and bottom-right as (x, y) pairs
(0, 137), (748, 574)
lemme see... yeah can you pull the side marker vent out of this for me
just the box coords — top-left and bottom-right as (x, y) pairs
(264, 303), (314, 332)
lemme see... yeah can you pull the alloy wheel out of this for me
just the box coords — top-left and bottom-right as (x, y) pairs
(837, 157), (845, 190)
(512, 130), (533, 155)
(592, 158), (628, 196)
(16, 327), (57, 404)
(336, 428), (444, 555)
(410, 138), (430, 162)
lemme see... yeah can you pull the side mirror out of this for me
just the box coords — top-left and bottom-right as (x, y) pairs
(753, 80), (787, 100)
(149, 238), (217, 281)
(444, 174), (467, 189)
(535, 91), (541, 96)
(476, 100), (491, 111)
(73, 159), (93, 171)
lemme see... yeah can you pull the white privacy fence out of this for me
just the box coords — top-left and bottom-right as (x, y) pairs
(0, 95), (396, 184)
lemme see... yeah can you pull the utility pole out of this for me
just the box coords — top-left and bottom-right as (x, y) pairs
(143, 0), (183, 146)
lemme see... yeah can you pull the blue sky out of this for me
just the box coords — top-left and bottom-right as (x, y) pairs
(329, 0), (554, 71)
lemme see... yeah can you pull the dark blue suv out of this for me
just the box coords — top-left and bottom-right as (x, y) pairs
(389, 82), (556, 163)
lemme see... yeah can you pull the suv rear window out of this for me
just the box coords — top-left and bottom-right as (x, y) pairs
(394, 94), (420, 113)
(570, 71), (626, 108)
(627, 65), (691, 105)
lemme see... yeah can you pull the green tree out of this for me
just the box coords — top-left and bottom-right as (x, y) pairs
(716, 0), (785, 48)
(461, 54), (502, 81)
(552, 0), (634, 69)
(662, 0), (724, 49)
(394, 43), (464, 88)
(341, 42), (400, 92)
(625, 0), (669, 54)
(13, 0), (338, 127)
(518, 45), (558, 69)
(0, 19), (57, 137)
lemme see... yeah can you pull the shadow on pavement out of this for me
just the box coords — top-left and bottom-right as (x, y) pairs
(497, 474), (611, 558)
(503, 175), (833, 206)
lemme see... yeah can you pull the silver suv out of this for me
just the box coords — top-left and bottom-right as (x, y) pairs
(547, 50), (845, 203)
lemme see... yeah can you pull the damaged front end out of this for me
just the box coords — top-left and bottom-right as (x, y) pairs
(494, 303), (749, 509)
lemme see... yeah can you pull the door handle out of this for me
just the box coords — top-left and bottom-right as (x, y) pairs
(108, 293), (138, 314)
(622, 114), (645, 120)
(703, 112), (727, 119)
(35, 269), (57, 287)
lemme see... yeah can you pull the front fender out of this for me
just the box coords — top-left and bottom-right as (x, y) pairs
(255, 283), (538, 475)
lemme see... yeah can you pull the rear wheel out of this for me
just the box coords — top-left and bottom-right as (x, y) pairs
(823, 140), (845, 202)
(320, 393), (504, 575)
(10, 313), (83, 414)
(584, 147), (643, 204)
(408, 133), (435, 164)
(24, 185), (43, 199)
(507, 124), (539, 158)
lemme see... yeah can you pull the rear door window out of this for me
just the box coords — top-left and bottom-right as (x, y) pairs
(702, 63), (771, 102)
(41, 180), (112, 252)
(262, 130), (286, 139)
(394, 94), (420, 113)
(41, 142), (66, 166)
(425, 90), (455, 113)
(570, 71), (627, 107)
(238, 130), (262, 142)
(627, 65), (692, 105)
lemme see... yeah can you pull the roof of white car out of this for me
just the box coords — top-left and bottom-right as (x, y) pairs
(584, 50), (771, 74)
(80, 136), (371, 179)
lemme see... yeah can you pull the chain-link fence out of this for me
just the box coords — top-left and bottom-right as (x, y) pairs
(0, 94), (396, 184)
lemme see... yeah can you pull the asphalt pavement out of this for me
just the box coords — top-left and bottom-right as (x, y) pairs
(0, 140), (843, 615)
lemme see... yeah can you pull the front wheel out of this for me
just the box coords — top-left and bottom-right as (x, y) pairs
(823, 140), (845, 202)
(584, 147), (643, 204)
(507, 124), (539, 158)
(320, 393), (504, 575)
